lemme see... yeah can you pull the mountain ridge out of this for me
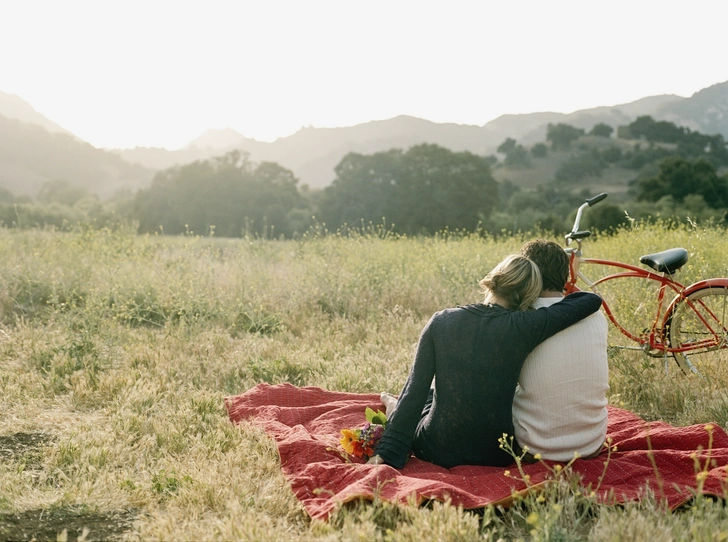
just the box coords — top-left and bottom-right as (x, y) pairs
(2, 80), (727, 195)
(0, 91), (77, 138)
(117, 90), (720, 188)
(0, 114), (151, 198)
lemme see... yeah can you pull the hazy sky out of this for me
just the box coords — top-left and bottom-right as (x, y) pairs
(2, 0), (727, 150)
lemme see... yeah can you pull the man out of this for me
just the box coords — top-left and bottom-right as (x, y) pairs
(513, 239), (609, 461)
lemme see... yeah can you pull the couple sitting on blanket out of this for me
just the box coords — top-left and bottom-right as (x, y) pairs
(371, 239), (609, 469)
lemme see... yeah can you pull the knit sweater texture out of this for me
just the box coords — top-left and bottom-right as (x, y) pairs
(375, 292), (602, 469)
(512, 296), (609, 461)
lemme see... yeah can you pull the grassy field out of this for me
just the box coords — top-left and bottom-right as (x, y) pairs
(2, 222), (728, 541)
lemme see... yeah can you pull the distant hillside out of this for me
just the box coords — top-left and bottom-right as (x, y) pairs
(4, 79), (728, 195)
(116, 115), (497, 188)
(0, 91), (76, 137)
(0, 115), (152, 198)
(656, 80), (728, 137)
(117, 84), (728, 189)
(508, 94), (684, 144)
(491, 135), (639, 199)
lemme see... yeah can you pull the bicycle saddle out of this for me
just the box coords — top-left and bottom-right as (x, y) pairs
(639, 248), (688, 274)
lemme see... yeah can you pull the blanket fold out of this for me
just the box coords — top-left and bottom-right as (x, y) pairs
(226, 383), (728, 520)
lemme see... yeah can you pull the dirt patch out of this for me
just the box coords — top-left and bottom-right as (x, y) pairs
(0, 432), (54, 468)
(0, 506), (136, 541)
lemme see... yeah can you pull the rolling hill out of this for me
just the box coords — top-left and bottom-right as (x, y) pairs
(0, 114), (152, 198)
(1, 80), (727, 198)
(116, 82), (728, 190)
(0, 91), (76, 137)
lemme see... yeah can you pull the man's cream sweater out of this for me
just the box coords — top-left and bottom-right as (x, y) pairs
(512, 296), (609, 461)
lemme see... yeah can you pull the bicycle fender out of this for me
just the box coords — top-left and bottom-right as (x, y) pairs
(681, 278), (728, 297)
(663, 278), (728, 325)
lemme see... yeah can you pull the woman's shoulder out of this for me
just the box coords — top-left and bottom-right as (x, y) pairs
(423, 305), (485, 336)
(432, 304), (496, 322)
(532, 291), (602, 316)
(455, 303), (487, 314)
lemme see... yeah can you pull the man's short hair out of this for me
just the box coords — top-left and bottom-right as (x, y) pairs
(520, 239), (569, 292)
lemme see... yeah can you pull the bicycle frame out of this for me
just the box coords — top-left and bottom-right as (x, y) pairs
(563, 193), (728, 360)
(564, 246), (684, 355)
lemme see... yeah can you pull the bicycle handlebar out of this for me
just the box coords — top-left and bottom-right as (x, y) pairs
(566, 192), (608, 245)
(586, 193), (607, 207)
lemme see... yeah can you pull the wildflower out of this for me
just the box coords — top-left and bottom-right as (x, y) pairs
(351, 439), (369, 458)
(525, 512), (539, 526)
(533, 453), (542, 461)
(340, 429), (360, 456)
(339, 408), (387, 460)
(696, 471), (709, 482)
(503, 470), (511, 477)
(705, 424), (715, 433)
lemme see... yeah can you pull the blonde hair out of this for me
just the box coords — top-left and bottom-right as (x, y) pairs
(479, 254), (542, 311)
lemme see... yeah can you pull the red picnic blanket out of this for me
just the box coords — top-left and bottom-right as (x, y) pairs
(225, 383), (728, 520)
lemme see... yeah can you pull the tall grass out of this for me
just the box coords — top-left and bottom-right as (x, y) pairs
(1, 221), (728, 539)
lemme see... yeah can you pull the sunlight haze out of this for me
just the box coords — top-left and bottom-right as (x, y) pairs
(2, 0), (727, 150)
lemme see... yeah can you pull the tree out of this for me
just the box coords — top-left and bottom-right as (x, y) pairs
(601, 146), (622, 164)
(531, 143), (548, 158)
(504, 145), (531, 168)
(133, 151), (307, 237)
(622, 116), (686, 143)
(317, 149), (403, 229)
(37, 179), (90, 206)
(582, 203), (628, 231)
(634, 157), (728, 209)
(0, 186), (18, 204)
(590, 123), (614, 138)
(484, 155), (498, 167)
(319, 144), (499, 235)
(554, 149), (605, 182)
(618, 117), (728, 167)
(497, 138), (517, 155)
(546, 123), (585, 151)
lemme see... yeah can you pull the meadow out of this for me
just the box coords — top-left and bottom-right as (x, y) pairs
(2, 221), (728, 541)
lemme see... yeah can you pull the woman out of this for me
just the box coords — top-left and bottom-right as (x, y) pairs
(371, 254), (602, 469)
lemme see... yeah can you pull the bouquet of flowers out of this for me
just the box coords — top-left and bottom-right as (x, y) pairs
(339, 407), (388, 460)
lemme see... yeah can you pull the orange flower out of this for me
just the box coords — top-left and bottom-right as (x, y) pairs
(340, 412), (387, 460)
(340, 429), (359, 455)
(350, 438), (368, 459)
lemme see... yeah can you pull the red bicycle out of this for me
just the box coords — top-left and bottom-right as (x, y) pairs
(563, 193), (728, 374)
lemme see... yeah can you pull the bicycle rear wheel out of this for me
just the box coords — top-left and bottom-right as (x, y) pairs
(667, 286), (728, 374)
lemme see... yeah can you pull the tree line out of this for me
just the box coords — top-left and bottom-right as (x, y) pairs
(2, 116), (728, 237)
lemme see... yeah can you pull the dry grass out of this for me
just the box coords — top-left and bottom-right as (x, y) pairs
(1, 222), (728, 540)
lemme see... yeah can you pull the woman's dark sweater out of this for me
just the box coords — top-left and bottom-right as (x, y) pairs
(375, 292), (602, 469)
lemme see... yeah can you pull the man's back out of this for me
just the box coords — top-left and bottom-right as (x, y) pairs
(512, 296), (609, 461)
